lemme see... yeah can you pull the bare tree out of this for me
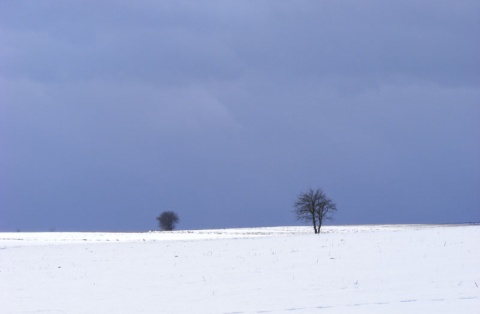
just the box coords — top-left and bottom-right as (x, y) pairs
(293, 188), (337, 234)
(156, 211), (179, 231)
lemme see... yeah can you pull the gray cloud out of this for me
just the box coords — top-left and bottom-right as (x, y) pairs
(1, 1), (479, 231)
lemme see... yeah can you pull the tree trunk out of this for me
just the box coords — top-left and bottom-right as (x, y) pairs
(312, 215), (318, 234)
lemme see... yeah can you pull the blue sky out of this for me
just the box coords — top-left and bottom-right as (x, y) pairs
(1, 1), (479, 231)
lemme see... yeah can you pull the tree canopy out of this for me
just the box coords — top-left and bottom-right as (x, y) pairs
(157, 211), (179, 231)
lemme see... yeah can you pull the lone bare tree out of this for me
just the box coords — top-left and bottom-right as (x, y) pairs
(156, 211), (179, 231)
(293, 188), (337, 234)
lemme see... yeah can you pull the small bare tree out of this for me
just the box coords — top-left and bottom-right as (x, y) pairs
(293, 188), (337, 234)
(156, 211), (179, 231)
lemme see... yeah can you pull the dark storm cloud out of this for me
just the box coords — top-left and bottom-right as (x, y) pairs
(1, 1), (479, 231)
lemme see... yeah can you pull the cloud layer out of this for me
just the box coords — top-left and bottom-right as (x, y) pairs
(1, 1), (479, 231)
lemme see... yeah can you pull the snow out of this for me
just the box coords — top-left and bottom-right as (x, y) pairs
(1, 224), (479, 313)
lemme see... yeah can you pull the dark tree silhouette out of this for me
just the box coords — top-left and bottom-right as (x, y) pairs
(156, 211), (179, 231)
(293, 188), (337, 234)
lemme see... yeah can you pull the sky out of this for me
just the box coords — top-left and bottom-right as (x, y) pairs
(1, 1), (479, 232)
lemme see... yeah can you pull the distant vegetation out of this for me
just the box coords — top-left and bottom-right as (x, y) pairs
(156, 211), (180, 231)
(293, 188), (337, 234)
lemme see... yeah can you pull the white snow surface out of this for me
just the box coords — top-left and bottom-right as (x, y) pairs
(1, 224), (479, 313)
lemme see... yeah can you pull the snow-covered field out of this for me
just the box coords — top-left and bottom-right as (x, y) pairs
(1, 224), (479, 313)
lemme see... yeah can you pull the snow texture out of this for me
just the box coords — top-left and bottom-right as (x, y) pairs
(1, 224), (479, 313)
